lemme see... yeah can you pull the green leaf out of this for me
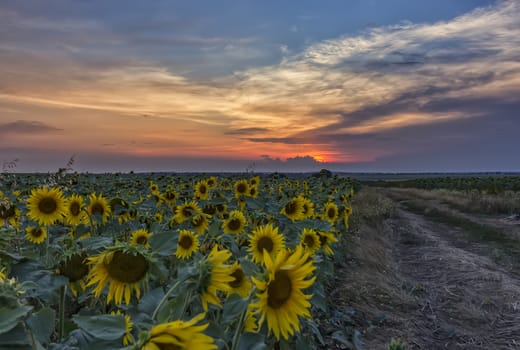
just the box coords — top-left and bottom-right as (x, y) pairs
(80, 236), (113, 251)
(237, 332), (267, 350)
(156, 294), (186, 324)
(149, 231), (177, 256)
(0, 323), (32, 347)
(26, 307), (56, 344)
(138, 287), (165, 314)
(222, 294), (248, 324)
(239, 257), (259, 276)
(0, 305), (33, 334)
(72, 314), (127, 340)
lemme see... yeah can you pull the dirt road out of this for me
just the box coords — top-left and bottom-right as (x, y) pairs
(336, 188), (520, 349)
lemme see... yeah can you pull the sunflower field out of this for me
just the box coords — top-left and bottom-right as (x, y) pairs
(0, 172), (356, 350)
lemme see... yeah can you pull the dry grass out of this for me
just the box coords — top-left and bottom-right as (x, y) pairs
(391, 188), (520, 215)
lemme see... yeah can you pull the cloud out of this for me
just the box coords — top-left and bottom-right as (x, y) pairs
(224, 127), (271, 135)
(0, 120), (62, 134)
(0, 1), (518, 170)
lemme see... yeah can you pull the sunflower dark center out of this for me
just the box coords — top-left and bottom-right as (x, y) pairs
(198, 185), (207, 194)
(229, 268), (245, 288)
(284, 201), (297, 215)
(70, 201), (81, 216)
(136, 235), (148, 245)
(0, 204), (14, 219)
(257, 236), (274, 253)
(106, 251), (148, 283)
(208, 179), (215, 187)
(203, 205), (216, 215)
(237, 183), (247, 193)
(31, 228), (44, 237)
(179, 235), (193, 249)
(267, 270), (292, 309)
(250, 188), (256, 196)
(192, 215), (206, 227)
(216, 204), (225, 212)
(60, 253), (88, 282)
(181, 207), (193, 217)
(319, 234), (327, 246)
(304, 234), (316, 248)
(327, 208), (336, 219)
(39, 197), (57, 214)
(302, 204), (309, 215)
(165, 191), (176, 200)
(91, 203), (105, 216)
(227, 218), (242, 231)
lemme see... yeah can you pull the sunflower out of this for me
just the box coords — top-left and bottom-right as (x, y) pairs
(58, 252), (89, 297)
(323, 202), (339, 224)
(25, 226), (47, 244)
(173, 201), (201, 224)
(26, 186), (66, 226)
(234, 179), (249, 199)
(161, 188), (178, 206)
(248, 185), (259, 198)
(130, 229), (152, 248)
(222, 210), (247, 235)
(300, 228), (321, 256)
(0, 202), (21, 229)
(299, 195), (315, 219)
(149, 181), (160, 195)
(248, 224), (285, 265)
(86, 248), (149, 305)
(198, 246), (234, 311)
(206, 176), (217, 189)
(228, 261), (252, 298)
(191, 213), (210, 234)
(215, 203), (227, 217)
(280, 197), (305, 221)
(250, 176), (261, 187)
(141, 313), (216, 350)
(111, 310), (135, 346)
(64, 194), (88, 226)
(153, 211), (164, 224)
(251, 245), (316, 340)
(318, 231), (338, 256)
(176, 230), (200, 259)
(194, 180), (210, 200)
(87, 193), (111, 224)
(58, 252), (89, 283)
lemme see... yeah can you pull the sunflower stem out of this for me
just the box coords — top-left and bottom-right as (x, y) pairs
(151, 279), (183, 321)
(44, 227), (50, 267)
(230, 303), (248, 350)
(230, 287), (256, 350)
(58, 285), (67, 340)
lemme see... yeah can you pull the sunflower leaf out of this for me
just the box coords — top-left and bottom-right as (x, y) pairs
(0, 323), (32, 346)
(222, 294), (248, 324)
(237, 332), (267, 350)
(149, 231), (178, 256)
(72, 314), (127, 341)
(26, 307), (55, 344)
(0, 305), (33, 334)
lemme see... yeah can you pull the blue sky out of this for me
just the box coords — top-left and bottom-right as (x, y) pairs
(0, 0), (519, 172)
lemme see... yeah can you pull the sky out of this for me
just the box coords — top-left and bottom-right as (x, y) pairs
(0, 0), (519, 173)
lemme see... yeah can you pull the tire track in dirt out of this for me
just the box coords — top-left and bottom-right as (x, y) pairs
(388, 206), (520, 349)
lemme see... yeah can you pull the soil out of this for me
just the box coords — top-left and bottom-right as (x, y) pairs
(332, 188), (520, 350)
